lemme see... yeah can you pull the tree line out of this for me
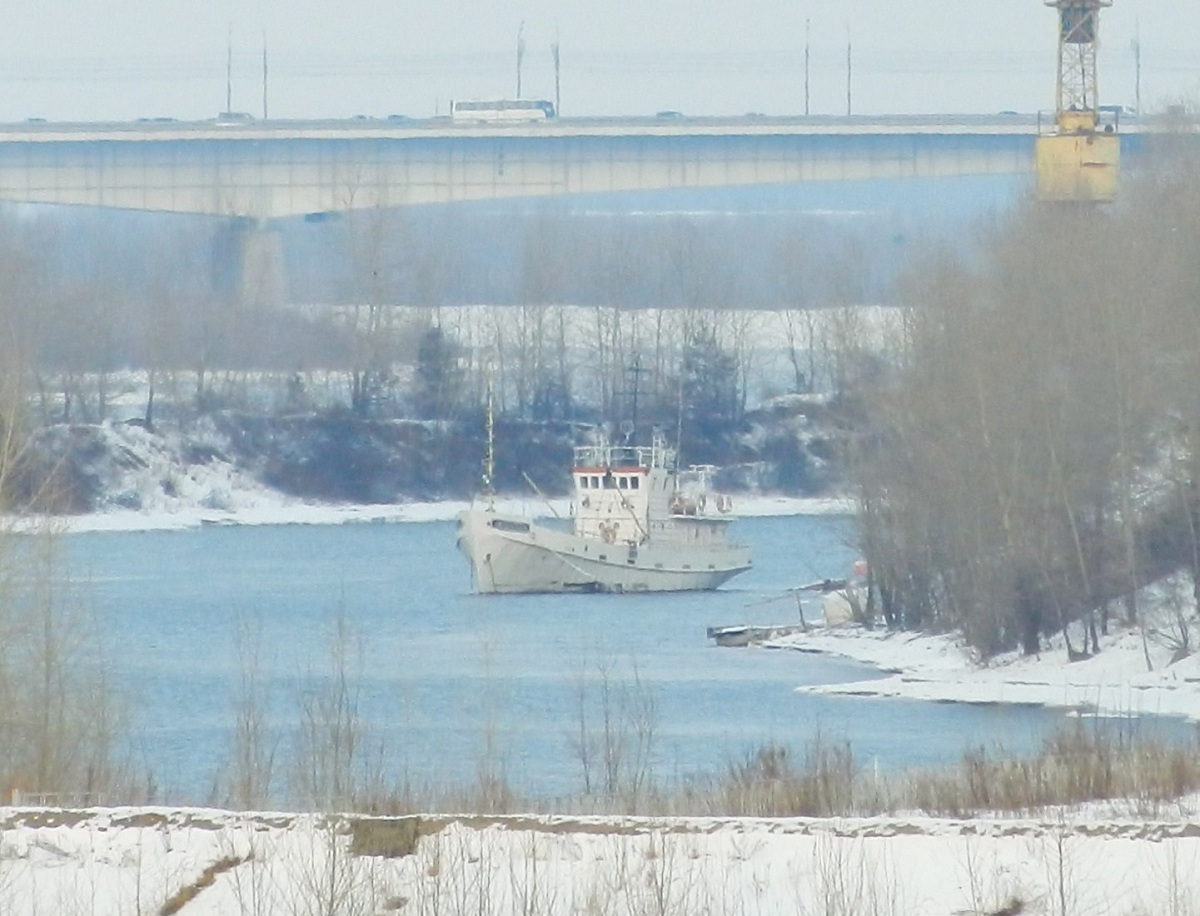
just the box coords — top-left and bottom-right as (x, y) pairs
(0, 203), (899, 472)
(852, 137), (1200, 658)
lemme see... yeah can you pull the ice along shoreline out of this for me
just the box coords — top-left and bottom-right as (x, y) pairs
(768, 599), (1200, 725)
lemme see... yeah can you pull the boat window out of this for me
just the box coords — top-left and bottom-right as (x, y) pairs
(591, 475), (601, 488)
(604, 474), (616, 489)
(579, 476), (590, 489)
(630, 477), (639, 490)
(618, 477), (628, 489)
(489, 519), (530, 533)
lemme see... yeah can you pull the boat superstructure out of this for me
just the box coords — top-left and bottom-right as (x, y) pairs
(456, 434), (751, 594)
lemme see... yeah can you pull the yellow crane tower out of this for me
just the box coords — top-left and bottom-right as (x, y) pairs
(1035, 0), (1120, 202)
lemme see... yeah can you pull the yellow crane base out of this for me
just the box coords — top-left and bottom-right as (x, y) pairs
(1035, 132), (1120, 203)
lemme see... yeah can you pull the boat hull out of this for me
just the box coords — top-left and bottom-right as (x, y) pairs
(456, 509), (751, 594)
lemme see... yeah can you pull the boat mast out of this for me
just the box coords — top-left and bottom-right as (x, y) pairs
(483, 376), (496, 509)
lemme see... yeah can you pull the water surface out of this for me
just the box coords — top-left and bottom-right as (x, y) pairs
(65, 514), (1091, 802)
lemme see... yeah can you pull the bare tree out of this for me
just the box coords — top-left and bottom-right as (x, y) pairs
(0, 340), (126, 803)
(854, 154), (1200, 659)
(290, 611), (382, 811)
(343, 207), (403, 417)
(223, 613), (278, 810)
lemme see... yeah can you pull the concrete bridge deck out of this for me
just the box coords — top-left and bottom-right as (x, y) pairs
(0, 113), (1060, 219)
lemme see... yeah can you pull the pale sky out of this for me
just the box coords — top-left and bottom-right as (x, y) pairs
(0, 1), (1195, 122)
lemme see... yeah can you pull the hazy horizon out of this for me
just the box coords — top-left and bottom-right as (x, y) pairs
(0, 1), (1194, 123)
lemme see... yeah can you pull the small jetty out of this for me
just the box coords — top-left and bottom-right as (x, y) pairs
(706, 624), (807, 647)
(708, 575), (858, 647)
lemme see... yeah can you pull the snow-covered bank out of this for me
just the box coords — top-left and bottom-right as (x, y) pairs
(771, 614), (1200, 723)
(18, 409), (853, 531)
(51, 492), (854, 533)
(4, 805), (1200, 915)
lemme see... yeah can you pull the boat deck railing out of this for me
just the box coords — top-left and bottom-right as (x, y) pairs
(573, 442), (675, 470)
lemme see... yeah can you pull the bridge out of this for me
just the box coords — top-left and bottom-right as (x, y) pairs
(0, 113), (1060, 220)
(2, 112), (1134, 305)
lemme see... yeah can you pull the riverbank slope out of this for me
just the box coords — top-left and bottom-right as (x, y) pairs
(768, 576), (1200, 723)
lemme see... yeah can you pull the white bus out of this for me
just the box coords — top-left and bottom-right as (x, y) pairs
(450, 99), (556, 122)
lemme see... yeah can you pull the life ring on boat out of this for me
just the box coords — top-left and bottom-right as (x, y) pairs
(601, 523), (616, 544)
(581, 496), (590, 508)
(698, 494), (707, 511)
(717, 494), (733, 513)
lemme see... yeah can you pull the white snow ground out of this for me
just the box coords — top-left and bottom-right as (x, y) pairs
(5, 805), (1200, 915)
(771, 577), (1200, 725)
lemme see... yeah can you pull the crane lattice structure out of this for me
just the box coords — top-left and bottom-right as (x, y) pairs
(1053, 0), (1108, 122)
(1036, 0), (1120, 202)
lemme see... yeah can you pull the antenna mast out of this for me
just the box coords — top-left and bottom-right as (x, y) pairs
(484, 376), (496, 509)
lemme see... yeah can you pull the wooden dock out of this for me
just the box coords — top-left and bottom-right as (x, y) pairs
(706, 624), (807, 647)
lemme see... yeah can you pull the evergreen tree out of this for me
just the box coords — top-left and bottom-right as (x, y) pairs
(679, 321), (740, 463)
(412, 324), (464, 420)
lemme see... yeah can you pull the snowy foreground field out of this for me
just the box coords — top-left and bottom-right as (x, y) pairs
(6, 803), (1200, 915)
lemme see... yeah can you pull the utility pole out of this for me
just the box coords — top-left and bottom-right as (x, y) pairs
(516, 21), (526, 98)
(845, 27), (852, 116)
(1132, 18), (1141, 113)
(552, 37), (561, 115)
(262, 33), (269, 120)
(804, 18), (811, 115)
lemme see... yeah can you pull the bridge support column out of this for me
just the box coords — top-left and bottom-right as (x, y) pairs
(212, 219), (287, 308)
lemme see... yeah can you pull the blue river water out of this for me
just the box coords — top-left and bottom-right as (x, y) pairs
(63, 513), (1100, 804)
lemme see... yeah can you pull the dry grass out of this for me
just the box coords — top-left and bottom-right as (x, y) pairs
(689, 736), (861, 817)
(295, 719), (1200, 823)
(89, 693), (1200, 825)
(159, 853), (249, 915)
(903, 720), (1200, 818)
(652, 720), (1200, 820)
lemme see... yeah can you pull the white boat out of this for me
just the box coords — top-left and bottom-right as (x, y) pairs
(456, 435), (752, 594)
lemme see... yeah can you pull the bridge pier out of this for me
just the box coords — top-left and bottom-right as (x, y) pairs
(212, 219), (287, 309)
